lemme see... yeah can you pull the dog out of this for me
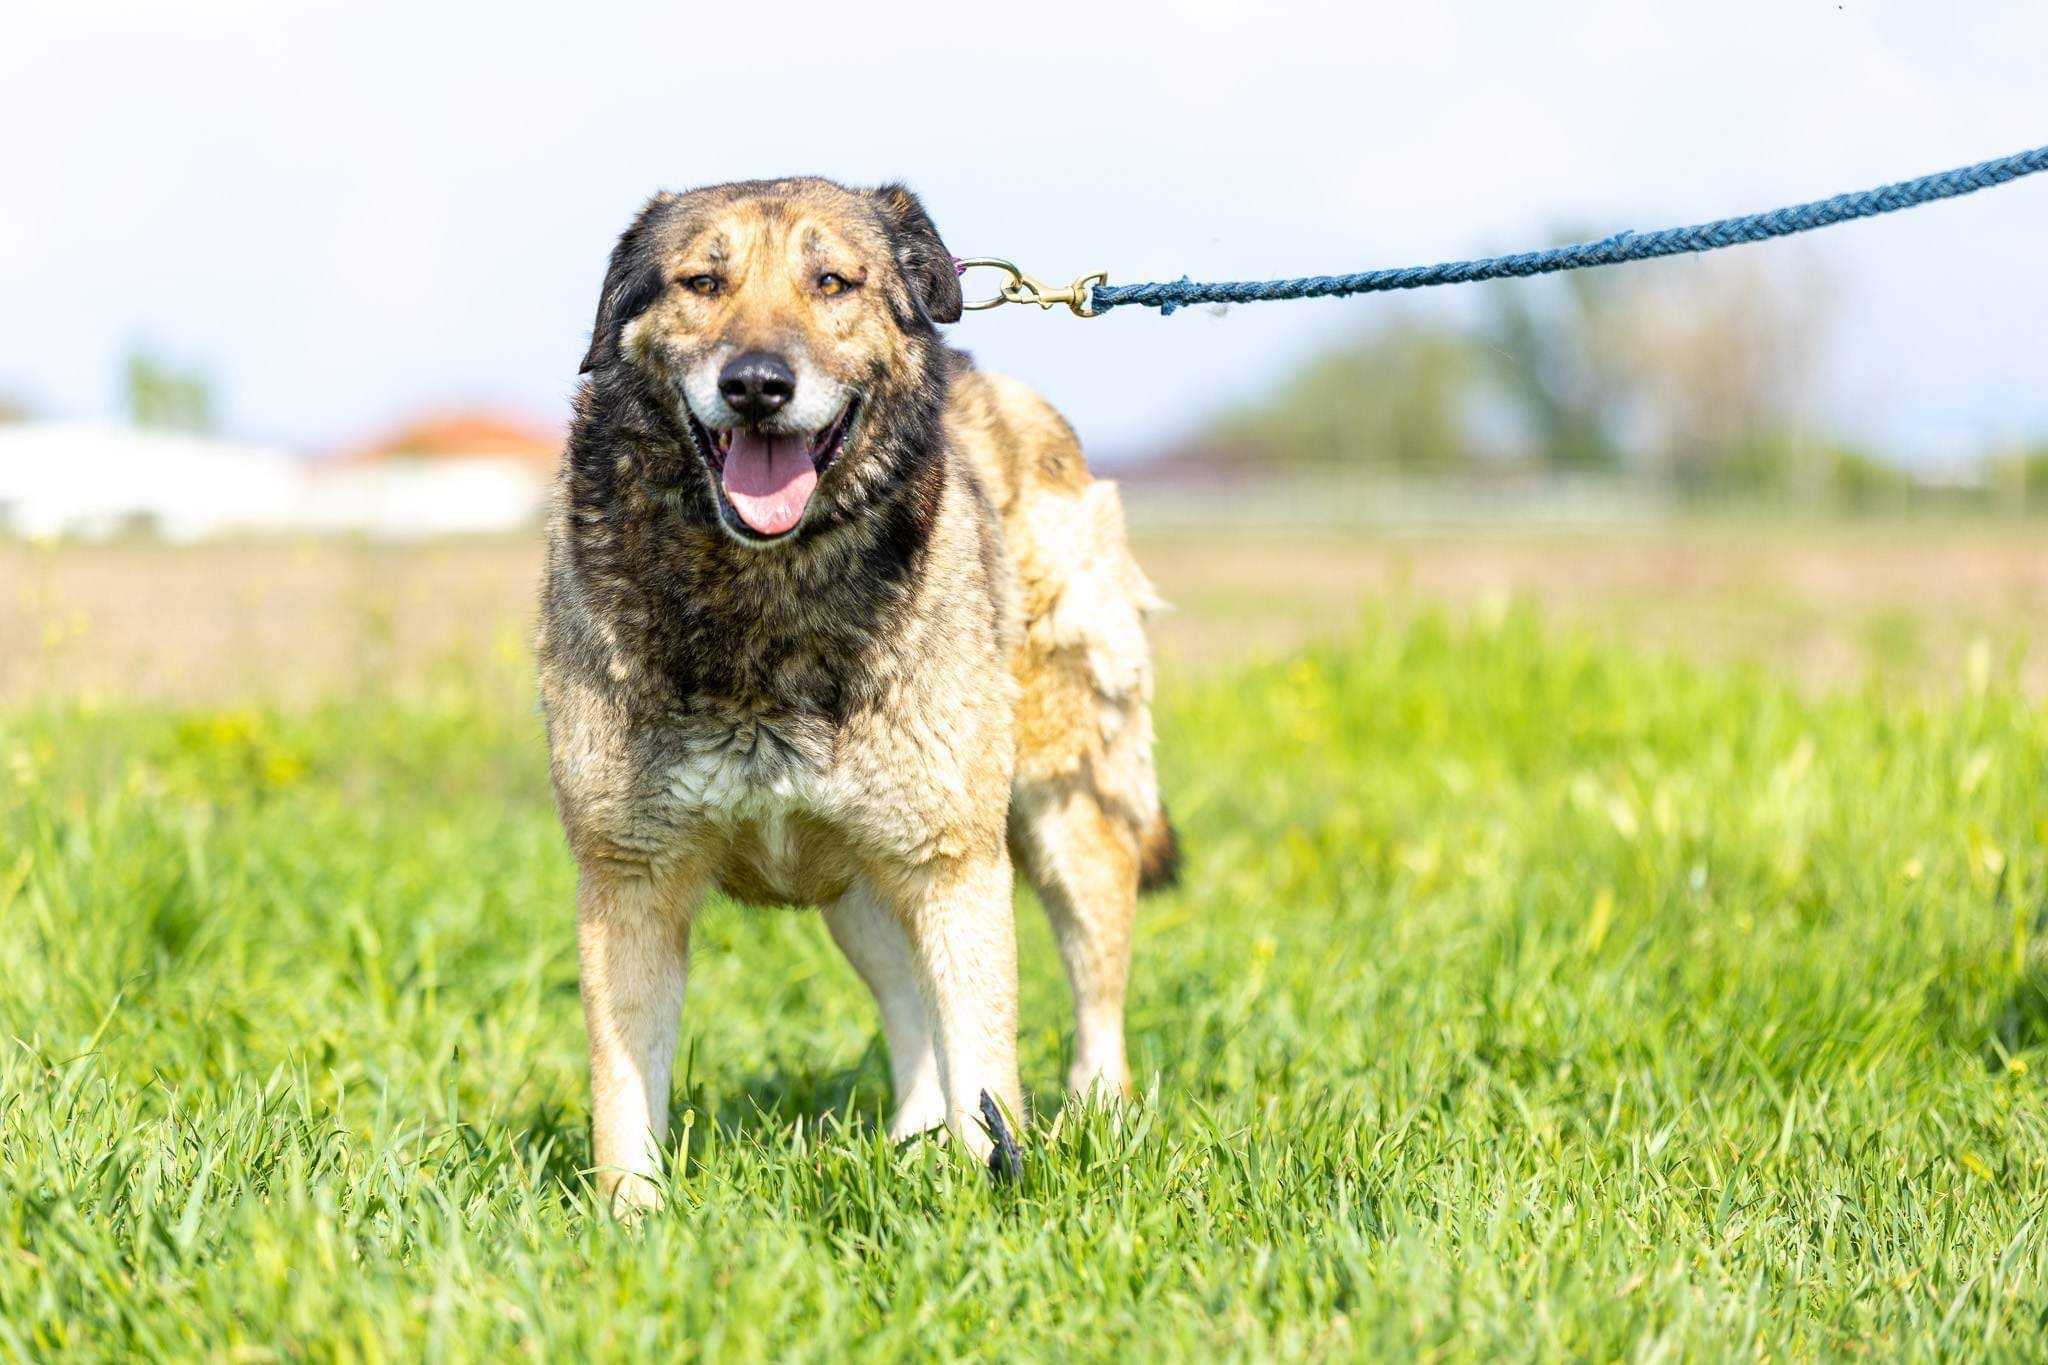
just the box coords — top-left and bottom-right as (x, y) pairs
(538, 177), (1177, 1211)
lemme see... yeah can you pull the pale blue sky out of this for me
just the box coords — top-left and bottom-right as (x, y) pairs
(2, 0), (2042, 463)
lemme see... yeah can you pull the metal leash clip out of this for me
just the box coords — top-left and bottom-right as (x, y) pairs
(955, 257), (1109, 318)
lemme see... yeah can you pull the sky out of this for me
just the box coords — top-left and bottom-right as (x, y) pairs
(2, 0), (2043, 464)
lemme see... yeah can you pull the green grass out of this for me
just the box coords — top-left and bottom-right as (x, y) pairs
(4, 609), (2047, 1359)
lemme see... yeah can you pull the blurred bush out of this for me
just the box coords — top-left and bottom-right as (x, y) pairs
(1211, 325), (1480, 476)
(1988, 446), (2048, 514)
(124, 347), (215, 434)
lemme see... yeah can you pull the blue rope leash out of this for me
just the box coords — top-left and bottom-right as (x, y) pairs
(1085, 143), (2048, 316)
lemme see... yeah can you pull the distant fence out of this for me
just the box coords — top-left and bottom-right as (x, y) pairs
(1115, 473), (2042, 531)
(1119, 475), (1665, 530)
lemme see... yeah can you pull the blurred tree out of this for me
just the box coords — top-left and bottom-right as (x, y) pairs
(1474, 236), (1837, 490)
(1193, 246), (1856, 500)
(1580, 256), (1834, 493)
(1477, 264), (1628, 473)
(0, 393), (30, 423)
(124, 348), (215, 433)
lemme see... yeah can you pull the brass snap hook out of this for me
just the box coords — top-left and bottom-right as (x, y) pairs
(955, 257), (1108, 318)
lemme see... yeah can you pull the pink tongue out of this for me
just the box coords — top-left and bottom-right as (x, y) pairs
(720, 431), (817, 536)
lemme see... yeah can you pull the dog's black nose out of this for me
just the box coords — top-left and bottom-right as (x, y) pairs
(718, 351), (796, 418)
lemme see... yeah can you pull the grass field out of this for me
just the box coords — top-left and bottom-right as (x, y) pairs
(5, 591), (2048, 1359)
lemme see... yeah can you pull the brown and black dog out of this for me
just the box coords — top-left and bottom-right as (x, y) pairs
(538, 177), (1176, 1211)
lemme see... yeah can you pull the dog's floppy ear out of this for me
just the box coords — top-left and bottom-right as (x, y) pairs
(871, 183), (962, 327)
(580, 194), (675, 374)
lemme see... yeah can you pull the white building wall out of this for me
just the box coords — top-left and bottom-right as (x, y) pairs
(0, 423), (550, 540)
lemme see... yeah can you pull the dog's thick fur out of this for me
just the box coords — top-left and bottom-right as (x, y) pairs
(538, 177), (1172, 1209)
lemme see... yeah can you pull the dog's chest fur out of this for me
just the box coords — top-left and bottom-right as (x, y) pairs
(653, 711), (867, 905)
(624, 652), (996, 904)
(540, 438), (1014, 906)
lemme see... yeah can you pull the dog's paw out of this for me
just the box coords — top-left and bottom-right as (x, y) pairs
(598, 1169), (663, 1222)
(1065, 1057), (1132, 1102)
(886, 1093), (948, 1144)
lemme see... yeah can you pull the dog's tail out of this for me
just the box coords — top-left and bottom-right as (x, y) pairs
(1138, 804), (1182, 894)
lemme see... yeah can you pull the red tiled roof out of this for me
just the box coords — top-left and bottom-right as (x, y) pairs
(344, 410), (563, 469)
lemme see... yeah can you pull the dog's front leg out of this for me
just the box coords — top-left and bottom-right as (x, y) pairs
(577, 859), (698, 1215)
(885, 853), (1024, 1168)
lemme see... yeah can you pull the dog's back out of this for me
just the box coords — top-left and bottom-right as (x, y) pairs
(948, 371), (1181, 894)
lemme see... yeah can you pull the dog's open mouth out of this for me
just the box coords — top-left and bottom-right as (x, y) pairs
(689, 401), (857, 540)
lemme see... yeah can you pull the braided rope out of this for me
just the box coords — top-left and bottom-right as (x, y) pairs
(1087, 143), (2048, 315)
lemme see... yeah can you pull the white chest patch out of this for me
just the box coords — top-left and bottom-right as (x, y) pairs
(666, 741), (799, 816)
(662, 725), (847, 898)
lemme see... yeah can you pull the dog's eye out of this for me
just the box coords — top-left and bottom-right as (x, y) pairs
(817, 272), (855, 296)
(682, 275), (721, 297)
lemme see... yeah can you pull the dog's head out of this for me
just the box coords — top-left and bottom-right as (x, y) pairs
(579, 177), (962, 547)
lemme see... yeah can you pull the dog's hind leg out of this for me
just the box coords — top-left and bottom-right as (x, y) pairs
(823, 881), (946, 1141)
(1013, 784), (1140, 1100)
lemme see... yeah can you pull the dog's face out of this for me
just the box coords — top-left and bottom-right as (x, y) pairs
(580, 178), (962, 547)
